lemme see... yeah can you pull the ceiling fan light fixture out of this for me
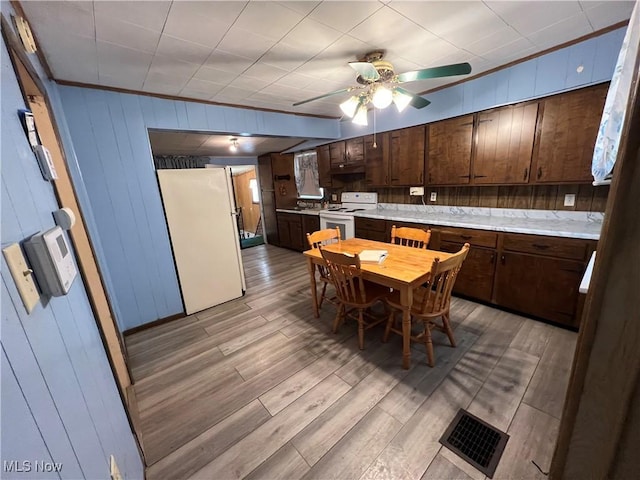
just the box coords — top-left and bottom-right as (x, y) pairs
(352, 103), (368, 126)
(372, 85), (393, 109)
(393, 89), (413, 113)
(229, 138), (239, 152)
(340, 96), (360, 118)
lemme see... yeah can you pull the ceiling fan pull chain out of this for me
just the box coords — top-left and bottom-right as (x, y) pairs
(373, 107), (377, 149)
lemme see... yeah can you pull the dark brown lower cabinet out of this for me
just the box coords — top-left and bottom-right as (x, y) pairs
(355, 217), (387, 242)
(495, 252), (585, 328)
(439, 241), (496, 303)
(276, 213), (320, 251)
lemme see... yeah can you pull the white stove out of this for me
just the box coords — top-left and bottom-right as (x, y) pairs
(319, 192), (378, 239)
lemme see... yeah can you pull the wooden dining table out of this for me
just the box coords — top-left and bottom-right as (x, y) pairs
(303, 237), (454, 369)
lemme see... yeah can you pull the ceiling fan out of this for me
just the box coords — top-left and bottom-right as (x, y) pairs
(293, 51), (472, 124)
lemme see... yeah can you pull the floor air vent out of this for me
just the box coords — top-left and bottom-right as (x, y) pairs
(439, 409), (509, 478)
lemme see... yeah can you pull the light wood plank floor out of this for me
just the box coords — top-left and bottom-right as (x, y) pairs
(126, 244), (577, 480)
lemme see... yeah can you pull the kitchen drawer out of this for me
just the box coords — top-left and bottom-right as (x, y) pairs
(355, 217), (386, 232)
(502, 233), (588, 260)
(438, 227), (497, 248)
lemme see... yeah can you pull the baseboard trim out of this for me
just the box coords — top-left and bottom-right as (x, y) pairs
(123, 313), (185, 336)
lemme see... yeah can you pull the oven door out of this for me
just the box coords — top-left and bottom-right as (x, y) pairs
(319, 213), (355, 239)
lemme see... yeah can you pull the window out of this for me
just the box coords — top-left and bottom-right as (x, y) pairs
(294, 151), (324, 199)
(248, 178), (259, 203)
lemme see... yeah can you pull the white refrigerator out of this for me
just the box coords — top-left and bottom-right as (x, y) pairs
(157, 168), (246, 315)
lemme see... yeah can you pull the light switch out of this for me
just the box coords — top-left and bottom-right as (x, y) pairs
(3, 243), (40, 313)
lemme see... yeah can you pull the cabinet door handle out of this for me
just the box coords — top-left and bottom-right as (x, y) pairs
(473, 174), (487, 179)
(490, 254), (495, 263)
(478, 119), (492, 123)
(459, 174), (471, 178)
(419, 172), (423, 183)
(537, 167), (542, 179)
(532, 243), (550, 250)
(501, 255), (505, 264)
(523, 168), (528, 181)
(385, 175), (388, 184)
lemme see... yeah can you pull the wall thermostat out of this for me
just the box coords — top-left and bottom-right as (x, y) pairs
(24, 226), (77, 296)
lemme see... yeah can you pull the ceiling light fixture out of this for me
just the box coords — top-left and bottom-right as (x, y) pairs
(352, 102), (368, 126)
(372, 85), (393, 109)
(339, 96), (360, 118)
(229, 138), (239, 152)
(392, 89), (413, 113)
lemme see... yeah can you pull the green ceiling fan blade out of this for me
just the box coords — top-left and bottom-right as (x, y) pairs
(293, 88), (353, 106)
(396, 62), (472, 83)
(348, 61), (380, 81)
(395, 86), (431, 109)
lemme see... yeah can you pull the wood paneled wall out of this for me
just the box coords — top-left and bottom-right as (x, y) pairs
(232, 169), (261, 233)
(329, 180), (609, 212)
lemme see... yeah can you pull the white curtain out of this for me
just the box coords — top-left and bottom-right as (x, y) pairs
(592, 0), (640, 183)
(294, 151), (322, 198)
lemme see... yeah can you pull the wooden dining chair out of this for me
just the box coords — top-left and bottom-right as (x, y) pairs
(320, 248), (392, 350)
(383, 243), (470, 366)
(390, 225), (432, 249)
(306, 228), (341, 310)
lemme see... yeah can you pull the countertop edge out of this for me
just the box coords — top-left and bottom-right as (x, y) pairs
(274, 208), (601, 240)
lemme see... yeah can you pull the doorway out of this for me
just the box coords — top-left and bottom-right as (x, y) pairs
(230, 166), (265, 249)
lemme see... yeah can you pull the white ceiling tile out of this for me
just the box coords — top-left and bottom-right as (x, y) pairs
(309, 1), (383, 33)
(314, 35), (373, 63)
(99, 73), (144, 91)
(182, 78), (226, 96)
(156, 35), (214, 65)
(259, 83), (303, 99)
(147, 56), (199, 81)
(273, 72), (318, 89)
(349, 6), (418, 46)
(234, 2), (304, 40)
(215, 85), (255, 99)
(485, 1), (584, 37)
(94, 1), (171, 32)
(46, 47), (99, 84)
(243, 62), (289, 82)
(385, 29), (459, 66)
(481, 37), (537, 63)
(527, 13), (594, 50)
(22, 1), (95, 38)
(203, 50), (255, 74)
(178, 90), (216, 102)
(583, 1), (635, 30)
(163, 2), (240, 47)
(95, 17), (161, 54)
(390, 1), (507, 45)
(281, 18), (343, 57)
(217, 27), (277, 61)
(277, 1), (321, 16)
(97, 42), (152, 83)
(144, 70), (190, 89)
(464, 27), (523, 57)
(261, 43), (311, 71)
(232, 75), (273, 91)
(193, 65), (238, 84)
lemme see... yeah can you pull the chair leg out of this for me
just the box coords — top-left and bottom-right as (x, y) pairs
(442, 312), (456, 347)
(383, 310), (395, 342)
(332, 304), (344, 333)
(358, 309), (365, 350)
(318, 281), (328, 310)
(424, 323), (435, 367)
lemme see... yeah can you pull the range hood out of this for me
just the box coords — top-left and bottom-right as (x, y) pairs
(329, 163), (365, 175)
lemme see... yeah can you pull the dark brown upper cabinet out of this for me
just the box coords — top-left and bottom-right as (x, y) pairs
(329, 138), (364, 168)
(473, 102), (539, 184)
(390, 125), (425, 186)
(532, 83), (608, 183)
(364, 132), (391, 187)
(427, 115), (474, 185)
(316, 144), (332, 188)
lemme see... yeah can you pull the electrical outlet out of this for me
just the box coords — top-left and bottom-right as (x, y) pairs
(409, 186), (424, 196)
(430, 192), (437, 202)
(331, 194), (337, 202)
(564, 193), (576, 207)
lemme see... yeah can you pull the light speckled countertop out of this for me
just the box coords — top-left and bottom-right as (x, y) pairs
(276, 205), (603, 240)
(276, 208), (323, 216)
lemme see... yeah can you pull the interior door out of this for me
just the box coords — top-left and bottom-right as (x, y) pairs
(158, 168), (245, 314)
